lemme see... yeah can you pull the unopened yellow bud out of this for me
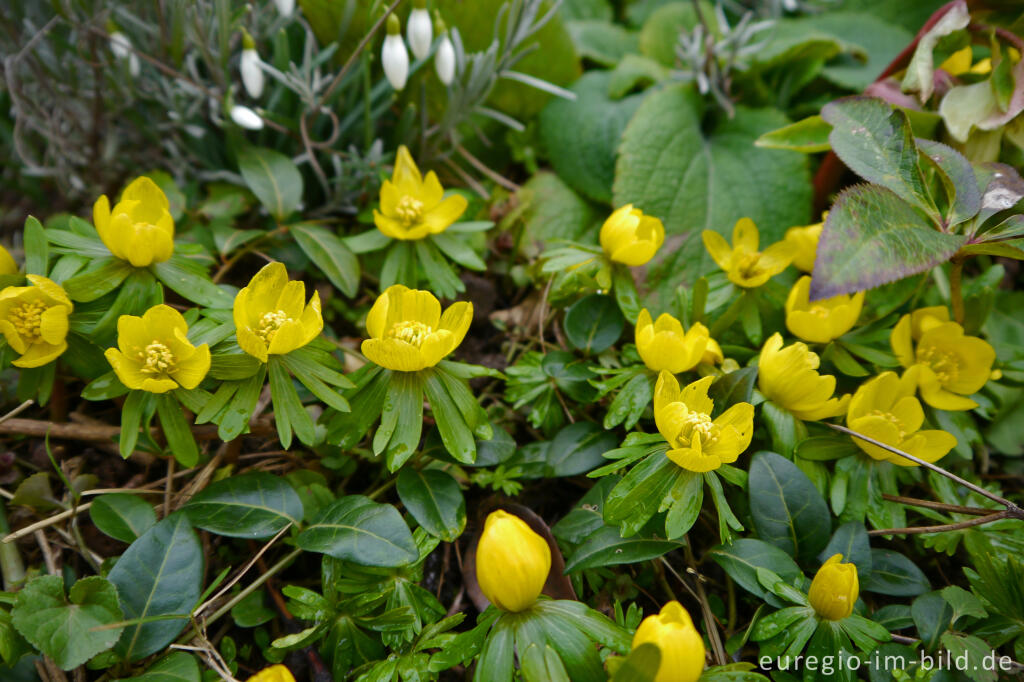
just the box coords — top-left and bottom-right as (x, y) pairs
(246, 665), (295, 682)
(808, 554), (858, 621)
(631, 601), (706, 682)
(600, 205), (665, 266)
(475, 510), (551, 612)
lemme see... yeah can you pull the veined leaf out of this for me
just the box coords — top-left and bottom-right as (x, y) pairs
(183, 472), (303, 539)
(297, 495), (418, 567)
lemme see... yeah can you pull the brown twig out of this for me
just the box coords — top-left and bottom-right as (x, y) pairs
(0, 417), (276, 442)
(868, 511), (1009, 536)
(881, 494), (995, 516)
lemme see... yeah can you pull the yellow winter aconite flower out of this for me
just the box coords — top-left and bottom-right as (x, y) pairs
(0, 244), (16, 275)
(635, 308), (709, 373)
(105, 304), (210, 393)
(758, 333), (849, 420)
(846, 372), (957, 466)
(246, 665), (295, 682)
(783, 218), (823, 273)
(93, 176), (175, 267)
(631, 601), (706, 682)
(234, 262), (323, 363)
(361, 284), (472, 372)
(600, 204), (665, 266)
(702, 337), (724, 365)
(808, 554), (858, 621)
(373, 146), (468, 240)
(890, 308), (996, 411)
(702, 218), (796, 288)
(654, 372), (754, 472)
(475, 510), (551, 612)
(0, 275), (72, 368)
(785, 276), (864, 344)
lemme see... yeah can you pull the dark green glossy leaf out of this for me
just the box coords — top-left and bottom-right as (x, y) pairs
(90, 494), (157, 544)
(749, 451), (830, 562)
(396, 468), (466, 542)
(183, 472), (303, 539)
(237, 146), (303, 220)
(297, 495), (418, 567)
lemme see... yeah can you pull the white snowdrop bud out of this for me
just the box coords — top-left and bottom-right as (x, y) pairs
(108, 27), (140, 77)
(407, 1), (432, 61)
(382, 14), (409, 91)
(230, 105), (264, 130)
(239, 31), (264, 99)
(435, 32), (455, 85)
(274, 0), (295, 18)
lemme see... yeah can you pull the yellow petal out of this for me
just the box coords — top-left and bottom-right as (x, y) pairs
(267, 319), (306, 356)
(0, 244), (16, 275)
(611, 241), (659, 266)
(37, 306), (69, 346)
(244, 263), (290, 320)
(419, 329), (455, 367)
(299, 292), (324, 347)
(121, 176), (170, 210)
(362, 337), (425, 371)
(895, 430), (957, 466)
(237, 324), (269, 363)
(848, 414), (903, 462)
(666, 445), (721, 473)
(139, 377), (178, 394)
(420, 171), (446, 207)
(144, 304), (188, 338)
(422, 194), (468, 234)
(890, 314), (915, 368)
(439, 301), (472, 349)
(654, 370), (682, 414)
(701, 230), (732, 270)
(732, 217), (759, 252)
(13, 341), (66, 368)
(26, 275), (72, 309)
(366, 286), (403, 339)
(173, 344), (211, 389)
(397, 288), (442, 328)
(93, 195), (114, 247)
(275, 280), (308, 320)
(758, 240), (797, 275)
(391, 145), (423, 192)
(105, 347), (145, 390)
(0, 320), (24, 354)
(374, 211), (411, 240)
(680, 376), (715, 415)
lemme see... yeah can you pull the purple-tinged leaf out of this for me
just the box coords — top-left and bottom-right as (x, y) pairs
(916, 139), (979, 228)
(810, 184), (965, 300)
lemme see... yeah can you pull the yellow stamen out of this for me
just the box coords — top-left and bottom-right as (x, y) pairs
(9, 299), (47, 343)
(809, 304), (830, 319)
(736, 252), (763, 279)
(868, 409), (905, 439)
(918, 346), (958, 383)
(395, 196), (424, 225)
(682, 411), (716, 444)
(387, 320), (432, 347)
(256, 310), (290, 344)
(139, 341), (176, 375)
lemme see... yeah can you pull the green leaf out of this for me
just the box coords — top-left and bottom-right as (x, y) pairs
(708, 538), (803, 604)
(474, 617), (515, 682)
(755, 115), (832, 153)
(564, 525), (683, 572)
(396, 468), (466, 543)
(664, 469), (703, 539)
(217, 367), (267, 441)
(432, 232), (487, 271)
(268, 358), (315, 448)
(566, 20), (638, 68)
(748, 452), (830, 562)
(821, 96), (934, 216)
(521, 643), (571, 682)
(614, 85), (811, 281)
(539, 71), (645, 203)
(182, 472), (303, 539)
(638, 2), (704, 66)
(512, 173), (601, 255)
(604, 372), (652, 431)
(416, 239), (463, 299)
(604, 452), (680, 537)
(23, 216), (49, 276)
(861, 548), (931, 597)
(120, 391), (152, 459)
(917, 139), (980, 228)
(819, 522), (872, 580)
(297, 495), (419, 567)
(378, 371), (426, 470)
(237, 146), (303, 220)
(11, 575), (124, 670)
(156, 393), (199, 468)
(708, 367), (757, 418)
(153, 257), (233, 308)
(912, 591), (953, 652)
(291, 223), (359, 297)
(82, 371), (130, 401)
(612, 642), (660, 682)
(760, 401), (807, 458)
(90, 494), (157, 544)
(422, 371), (475, 465)
(546, 421), (618, 477)
(116, 651), (201, 681)
(108, 514), (203, 661)
(62, 257), (133, 302)
(564, 293), (624, 354)
(810, 184), (966, 299)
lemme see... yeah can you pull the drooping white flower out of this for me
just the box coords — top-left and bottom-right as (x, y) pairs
(407, 2), (432, 60)
(435, 32), (455, 85)
(109, 30), (140, 77)
(239, 32), (264, 99)
(230, 105), (264, 130)
(274, 0), (295, 18)
(382, 14), (409, 91)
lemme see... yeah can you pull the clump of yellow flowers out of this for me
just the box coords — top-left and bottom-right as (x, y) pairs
(105, 304), (210, 393)
(0, 275), (73, 368)
(634, 308), (710, 373)
(374, 145), (468, 241)
(655, 372), (754, 472)
(808, 554), (858, 621)
(600, 204), (665, 267)
(234, 262), (323, 363)
(758, 333), (849, 421)
(630, 601), (706, 682)
(361, 284), (472, 372)
(475, 509), (551, 612)
(93, 176), (175, 267)
(785, 276), (864, 344)
(702, 217), (795, 288)
(891, 306), (997, 411)
(846, 371), (956, 466)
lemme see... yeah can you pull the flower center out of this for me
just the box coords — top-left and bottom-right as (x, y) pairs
(387, 320), (432, 347)
(808, 304), (830, 318)
(736, 252), (763, 278)
(395, 196), (424, 225)
(681, 411), (717, 445)
(918, 346), (958, 383)
(256, 310), (290, 344)
(9, 300), (47, 343)
(868, 409), (905, 439)
(139, 341), (176, 375)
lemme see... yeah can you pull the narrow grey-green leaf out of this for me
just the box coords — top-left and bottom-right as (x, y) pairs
(291, 223), (360, 297)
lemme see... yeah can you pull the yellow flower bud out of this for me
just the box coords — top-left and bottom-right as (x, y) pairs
(93, 176), (175, 267)
(784, 276), (864, 344)
(246, 665), (295, 682)
(808, 554), (859, 621)
(635, 308), (709, 373)
(0, 244), (17, 275)
(362, 284), (472, 372)
(105, 304), (211, 394)
(702, 218), (795, 288)
(631, 601), (706, 682)
(758, 333), (849, 421)
(234, 262), (323, 363)
(0, 275), (73, 368)
(475, 510), (551, 612)
(783, 219), (823, 273)
(600, 205), (665, 266)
